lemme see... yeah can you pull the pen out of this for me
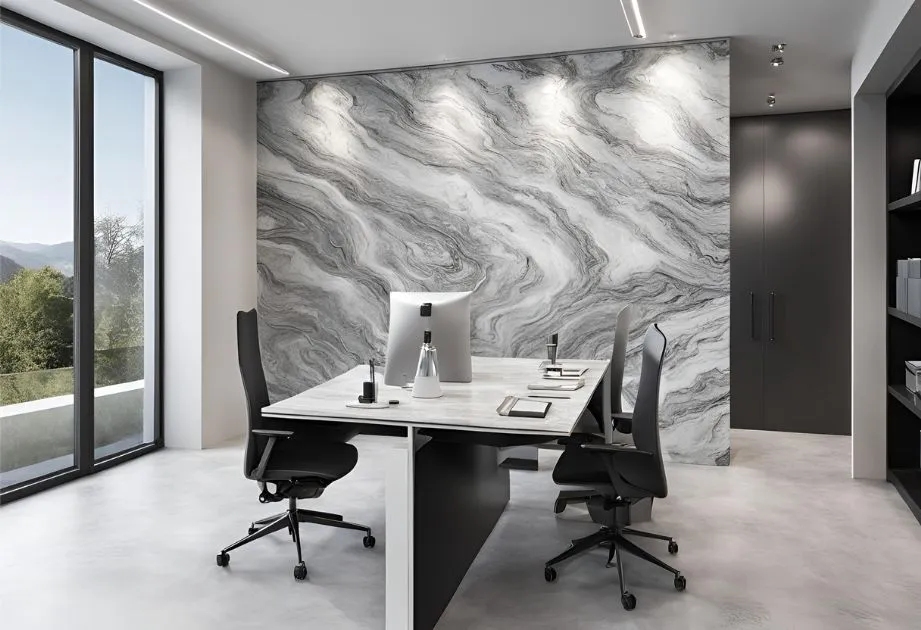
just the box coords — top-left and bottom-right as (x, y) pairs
(527, 394), (570, 400)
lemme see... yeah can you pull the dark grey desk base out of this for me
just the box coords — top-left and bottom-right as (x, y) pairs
(414, 439), (510, 630)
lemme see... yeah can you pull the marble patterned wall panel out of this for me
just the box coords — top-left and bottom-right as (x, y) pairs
(257, 41), (730, 465)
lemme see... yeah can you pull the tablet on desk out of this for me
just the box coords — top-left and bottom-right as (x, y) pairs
(496, 396), (551, 418)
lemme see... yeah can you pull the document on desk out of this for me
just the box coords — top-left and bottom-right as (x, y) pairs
(527, 379), (585, 391)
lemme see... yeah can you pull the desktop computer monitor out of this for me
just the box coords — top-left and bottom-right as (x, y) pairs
(384, 291), (473, 386)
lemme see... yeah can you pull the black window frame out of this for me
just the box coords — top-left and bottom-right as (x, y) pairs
(0, 8), (164, 504)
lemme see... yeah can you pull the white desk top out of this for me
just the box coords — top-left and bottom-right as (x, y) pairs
(263, 356), (610, 436)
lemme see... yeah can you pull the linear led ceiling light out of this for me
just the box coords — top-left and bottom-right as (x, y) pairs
(130, 0), (290, 75)
(620, 0), (647, 39)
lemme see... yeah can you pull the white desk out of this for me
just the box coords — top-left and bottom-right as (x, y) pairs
(264, 356), (610, 630)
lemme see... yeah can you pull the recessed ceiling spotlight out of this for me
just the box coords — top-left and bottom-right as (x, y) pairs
(129, 0), (289, 75)
(771, 57), (784, 67)
(619, 0), (647, 39)
(772, 43), (786, 54)
(767, 94), (776, 107)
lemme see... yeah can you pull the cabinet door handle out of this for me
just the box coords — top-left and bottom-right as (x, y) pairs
(750, 292), (755, 340)
(768, 291), (776, 342)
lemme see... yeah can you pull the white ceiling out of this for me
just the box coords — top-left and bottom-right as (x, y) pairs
(23, 0), (878, 116)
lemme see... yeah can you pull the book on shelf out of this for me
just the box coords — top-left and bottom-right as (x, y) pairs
(913, 159), (920, 195)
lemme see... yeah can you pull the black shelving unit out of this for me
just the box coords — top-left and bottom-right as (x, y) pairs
(888, 469), (921, 524)
(886, 56), (921, 526)
(888, 191), (921, 213)
(888, 384), (921, 420)
(888, 307), (921, 329)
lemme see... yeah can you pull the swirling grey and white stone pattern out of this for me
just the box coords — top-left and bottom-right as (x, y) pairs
(257, 41), (730, 465)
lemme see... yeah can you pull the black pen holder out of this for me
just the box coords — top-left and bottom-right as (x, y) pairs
(360, 381), (376, 403)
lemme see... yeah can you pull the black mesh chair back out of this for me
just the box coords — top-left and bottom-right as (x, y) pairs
(545, 324), (683, 605)
(630, 323), (668, 498)
(237, 309), (271, 480)
(610, 304), (634, 414)
(221, 310), (373, 579)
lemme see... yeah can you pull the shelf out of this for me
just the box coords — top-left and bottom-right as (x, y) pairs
(888, 468), (921, 525)
(888, 384), (921, 421)
(888, 307), (921, 329)
(888, 191), (921, 212)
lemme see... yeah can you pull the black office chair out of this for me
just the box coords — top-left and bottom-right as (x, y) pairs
(216, 309), (374, 581)
(554, 304), (634, 513)
(544, 324), (685, 611)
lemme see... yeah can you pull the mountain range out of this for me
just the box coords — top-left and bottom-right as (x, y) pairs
(0, 241), (74, 277)
(1, 254), (24, 283)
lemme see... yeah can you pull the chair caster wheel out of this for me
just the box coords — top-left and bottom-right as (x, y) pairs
(216, 552), (230, 567)
(293, 562), (308, 581)
(553, 499), (566, 514)
(544, 567), (557, 583)
(363, 535), (376, 549)
(668, 540), (679, 555)
(674, 574), (687, 591)
(621, 593), (636, 610)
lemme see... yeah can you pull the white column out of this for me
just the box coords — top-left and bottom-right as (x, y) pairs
(384, 427), (416, 630)
(851, 95), (888, 480)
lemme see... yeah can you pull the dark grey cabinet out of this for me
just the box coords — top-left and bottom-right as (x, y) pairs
(731, 111), (851, 435)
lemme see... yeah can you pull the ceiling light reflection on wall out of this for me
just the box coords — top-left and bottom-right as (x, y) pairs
(767, 94), (776, 107)
(129, 0), (290, 75)
(619, 0), (647, 39)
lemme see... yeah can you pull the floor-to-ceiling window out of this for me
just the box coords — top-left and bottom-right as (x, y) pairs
(0, 10), (162, 502)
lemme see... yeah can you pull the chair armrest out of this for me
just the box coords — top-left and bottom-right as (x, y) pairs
(579, 443), (653, 456)
(251, 429), (294, 438)
(251, 430), (294, 480)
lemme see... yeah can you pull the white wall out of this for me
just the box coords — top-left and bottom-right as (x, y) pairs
(200, 66), (258, 448)
(851, 0), (917, 95)
(164, 66), (205, 449)
(163, 63), (257, 449)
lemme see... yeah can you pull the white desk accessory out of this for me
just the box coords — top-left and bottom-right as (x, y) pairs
(346, 401), (392, 409)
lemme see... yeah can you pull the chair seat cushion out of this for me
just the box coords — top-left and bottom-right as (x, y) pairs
(552, 447), (611, 485)
(261, 438), (359, 483)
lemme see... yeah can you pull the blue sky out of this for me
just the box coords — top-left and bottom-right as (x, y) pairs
(1, 22), (152, 245)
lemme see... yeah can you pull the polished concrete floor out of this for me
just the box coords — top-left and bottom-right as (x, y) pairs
(1, 430), (920, 629)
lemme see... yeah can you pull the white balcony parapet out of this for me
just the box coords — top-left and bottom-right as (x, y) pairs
(0, 380), (144, 417)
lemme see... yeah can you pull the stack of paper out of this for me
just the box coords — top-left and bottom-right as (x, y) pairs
(528, 379), (584, 391)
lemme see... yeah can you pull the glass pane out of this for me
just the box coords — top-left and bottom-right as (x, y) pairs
(93, 58), (157, 460)
(0, 25), (76, 488)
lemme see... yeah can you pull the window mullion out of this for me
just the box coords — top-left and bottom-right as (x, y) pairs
(74, 44), (95, 474)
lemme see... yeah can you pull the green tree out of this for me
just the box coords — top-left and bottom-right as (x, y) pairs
(94, 214), (144, 351)
(94, 214), (145, 386)
(0, 267), (74, 374)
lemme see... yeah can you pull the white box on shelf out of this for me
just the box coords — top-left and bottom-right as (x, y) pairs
(908, 278), (921, 317)
(906, 361), (921, 393)
(898, 259), (910, 277)
(897, 276), (909, 311)
(913, 159), (921, 195)
(910, 258), (921, 279)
